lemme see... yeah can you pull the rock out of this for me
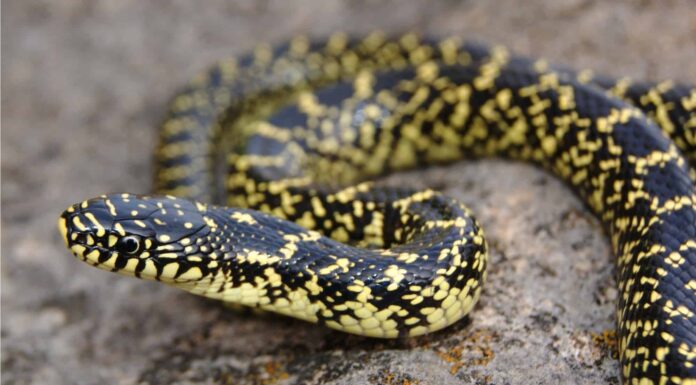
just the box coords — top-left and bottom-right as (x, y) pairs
(2, 1), (694, 384)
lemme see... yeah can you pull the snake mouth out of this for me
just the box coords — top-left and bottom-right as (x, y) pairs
(59, 204), (207, 283)
(58, 204), (137, 276)
(57, 214), (71, 248)
(58, 207), (97, 259)
(59, 208), (117, 270)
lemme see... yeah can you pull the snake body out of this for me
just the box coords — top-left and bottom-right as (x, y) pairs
(58, 33), (696, 382)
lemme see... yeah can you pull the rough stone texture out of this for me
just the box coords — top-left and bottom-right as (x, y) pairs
(2, 1), (695, 384)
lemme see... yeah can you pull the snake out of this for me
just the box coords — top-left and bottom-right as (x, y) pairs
(57, 33), (696, 383)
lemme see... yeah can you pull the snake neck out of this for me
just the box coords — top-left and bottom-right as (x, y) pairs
(161, 195), (487, 338)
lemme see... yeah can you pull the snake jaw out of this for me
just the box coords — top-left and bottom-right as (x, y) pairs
(57, 215), (70, 249)
(59, 202), (126, 272)
(59, 194), (215, 283)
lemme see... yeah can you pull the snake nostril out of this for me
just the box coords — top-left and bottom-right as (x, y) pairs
(74, 233), (88, 244)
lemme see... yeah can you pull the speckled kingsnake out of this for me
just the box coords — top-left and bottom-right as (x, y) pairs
(58, 33), (696, 383)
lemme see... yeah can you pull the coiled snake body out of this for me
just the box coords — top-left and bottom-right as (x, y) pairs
(58, 33), (696, 382)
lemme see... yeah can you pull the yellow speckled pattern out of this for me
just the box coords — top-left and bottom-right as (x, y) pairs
(58, 33), (696, 383)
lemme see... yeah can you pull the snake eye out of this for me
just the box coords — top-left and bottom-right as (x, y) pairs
(116, 235), (142, 255)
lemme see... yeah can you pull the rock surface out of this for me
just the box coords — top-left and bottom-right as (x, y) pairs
(2, 1), (695, 384)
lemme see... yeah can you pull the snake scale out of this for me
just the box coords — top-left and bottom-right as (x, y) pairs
(58, 33), (696, 383)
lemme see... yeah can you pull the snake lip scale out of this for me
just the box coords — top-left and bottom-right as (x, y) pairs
(58, 33), (696, 383)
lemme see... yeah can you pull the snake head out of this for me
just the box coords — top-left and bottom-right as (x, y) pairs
(58, 193), (212, 282)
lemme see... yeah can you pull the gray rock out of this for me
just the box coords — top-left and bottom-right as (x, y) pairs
(2, 1), (695, 384)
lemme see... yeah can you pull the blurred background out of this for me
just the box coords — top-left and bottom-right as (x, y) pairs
(2, 1), (695, 384)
